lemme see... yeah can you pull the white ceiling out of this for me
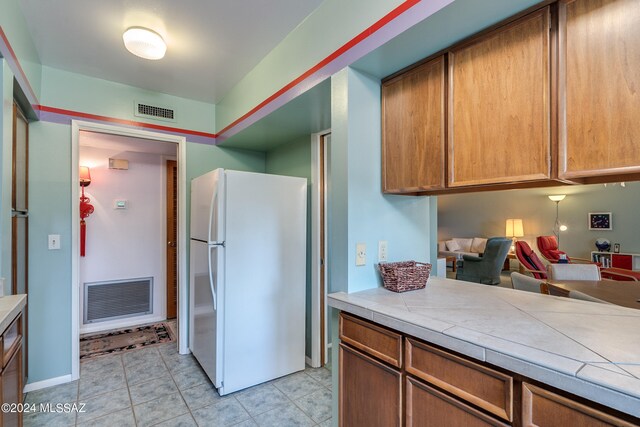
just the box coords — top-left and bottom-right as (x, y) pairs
(18, 0), (323, 104)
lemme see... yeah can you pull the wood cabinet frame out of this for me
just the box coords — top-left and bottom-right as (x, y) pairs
(447, 6), (553, 188)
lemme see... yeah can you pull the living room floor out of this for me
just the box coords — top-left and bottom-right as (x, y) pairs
(24, 343), (332, 426)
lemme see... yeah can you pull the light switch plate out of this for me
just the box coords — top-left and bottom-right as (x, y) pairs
(356, 243), (366, 266)
(48, 234), (61, 250)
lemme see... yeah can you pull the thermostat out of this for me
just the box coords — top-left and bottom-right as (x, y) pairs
(114, 199), (127, 209)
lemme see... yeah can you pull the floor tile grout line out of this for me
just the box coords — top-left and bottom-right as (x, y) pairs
(31, 341), (332, 427)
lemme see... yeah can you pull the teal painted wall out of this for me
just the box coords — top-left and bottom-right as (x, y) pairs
(0, 61), (14, 283)
(331, 67), (432, 293)
(28, 121), (74, 381)
(265, 137), (313, 358)
(0, 1), (42, 102)
(216, 0), (405, 131)
(41, 67), (216, 134)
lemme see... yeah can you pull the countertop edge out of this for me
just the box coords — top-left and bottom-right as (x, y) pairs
(0, 294), (27, 333)
(328, 291), (640, 418)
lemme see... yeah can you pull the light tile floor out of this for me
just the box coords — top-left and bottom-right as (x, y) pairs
(24, 343), (333, 427)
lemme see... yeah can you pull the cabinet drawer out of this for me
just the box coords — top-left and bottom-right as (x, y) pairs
(406, 377), (510, 427)
(522, 383), (636, 427)
(406, 338), (513, 422)
(339, 313), (402, 368)
(3, 313), (22, 368)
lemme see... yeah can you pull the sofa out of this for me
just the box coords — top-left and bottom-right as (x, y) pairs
(438, 237), (488, 260)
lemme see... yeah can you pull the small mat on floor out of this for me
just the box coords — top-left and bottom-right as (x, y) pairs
(80, 322), (175, 359)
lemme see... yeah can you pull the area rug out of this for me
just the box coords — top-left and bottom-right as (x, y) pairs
(80, 322), (175, 359)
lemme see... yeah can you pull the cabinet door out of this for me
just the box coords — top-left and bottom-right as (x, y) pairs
(382, 55), (446, 193)
(406, 377), (510, 427)
(1, 345), (23, 427)
(448, 7), (551, 187)
(522, 382), (636, 427)
(339, 343), (402, 427)
(560, 0), (640, 179)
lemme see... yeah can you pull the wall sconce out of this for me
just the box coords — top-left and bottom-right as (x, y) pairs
(505, 218), (524, 253)
(548, 195), (567, 246)
(80, 166), (95, 257)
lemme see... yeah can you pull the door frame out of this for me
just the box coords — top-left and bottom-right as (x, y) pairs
(310, 129), (330, 367)
(70, 120), (188, 381)
(165, 159), (178, 319)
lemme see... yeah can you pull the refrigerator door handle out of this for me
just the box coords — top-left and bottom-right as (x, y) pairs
(208, 245), (217, 310)
(208, 174), (218, 243)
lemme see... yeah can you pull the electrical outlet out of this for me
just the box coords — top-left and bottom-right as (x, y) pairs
(378, 240), (388, 262)
(356, 243), (366, 266)
(48, 234), (61, 250)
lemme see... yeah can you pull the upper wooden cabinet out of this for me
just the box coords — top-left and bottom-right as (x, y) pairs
(448, 7), (552, 187)
(559, 0), (640, 179)
(382, 55), (446, 193)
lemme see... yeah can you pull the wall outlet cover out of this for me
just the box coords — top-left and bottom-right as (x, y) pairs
(356, 243), (366, 266)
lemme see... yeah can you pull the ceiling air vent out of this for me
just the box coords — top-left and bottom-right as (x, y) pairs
(134, 101), (176, 122)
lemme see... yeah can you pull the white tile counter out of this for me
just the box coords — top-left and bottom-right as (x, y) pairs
(0, 294), (27, 333)
(328, 277), (640, 418)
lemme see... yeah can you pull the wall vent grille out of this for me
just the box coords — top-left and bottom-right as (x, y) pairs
(134, 102), (176, 122)
(84, 277), (153, 324)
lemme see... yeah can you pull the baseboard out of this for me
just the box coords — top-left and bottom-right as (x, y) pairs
(306, 356), (317, 368)
(24, 374), (74, 393)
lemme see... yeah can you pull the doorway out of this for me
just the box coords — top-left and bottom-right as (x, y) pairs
(70, 121), (188, 380)
(311, 131), (330, 367)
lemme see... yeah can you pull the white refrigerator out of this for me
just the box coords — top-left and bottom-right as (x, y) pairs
(189, 168), (307, 395)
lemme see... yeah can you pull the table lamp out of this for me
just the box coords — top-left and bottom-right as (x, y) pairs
(505, 218), (524, 253)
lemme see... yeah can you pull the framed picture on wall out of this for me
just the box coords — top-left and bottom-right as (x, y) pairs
(614, 243), (621, 253)
(588, 212), (612, 230)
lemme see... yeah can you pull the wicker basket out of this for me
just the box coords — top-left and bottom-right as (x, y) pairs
(377, 261), (432, 293)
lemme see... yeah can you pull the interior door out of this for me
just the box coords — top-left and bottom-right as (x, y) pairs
(11, 102), (28, 380)
(166, 160), (178, 319)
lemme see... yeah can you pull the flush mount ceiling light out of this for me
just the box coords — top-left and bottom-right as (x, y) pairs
(123, 27), (166, 60)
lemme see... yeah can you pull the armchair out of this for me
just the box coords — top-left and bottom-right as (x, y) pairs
(536, 235), (594, 264)
(515, 241), (547, 279)
(456, 237), (511, 285)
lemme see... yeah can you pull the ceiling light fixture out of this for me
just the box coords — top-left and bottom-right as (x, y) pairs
(123, 27), (166, 60)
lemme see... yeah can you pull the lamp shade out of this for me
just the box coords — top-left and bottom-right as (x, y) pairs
(548, 194), (566, 202)
(79, 166), (91, 186)
(123, 27), (166, 60)
(505, 218), (524, 237)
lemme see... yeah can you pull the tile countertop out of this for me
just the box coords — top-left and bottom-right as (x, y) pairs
(328, 277), (640, 418)
(0, 294), (27, 333)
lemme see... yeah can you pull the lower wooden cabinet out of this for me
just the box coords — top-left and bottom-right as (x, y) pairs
(338, 312), (640, 427)
(0, 312), (23, 427)
(1, 346), (23, 427)
(339, 343), (402, 427)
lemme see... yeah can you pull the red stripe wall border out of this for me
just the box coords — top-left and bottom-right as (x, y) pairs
(3, 0), (425, 144)
(215, 0), (422, 138)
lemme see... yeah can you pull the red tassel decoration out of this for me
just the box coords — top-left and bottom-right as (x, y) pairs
(80, 219), (86, 257)
(79, 185), (94, 257)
